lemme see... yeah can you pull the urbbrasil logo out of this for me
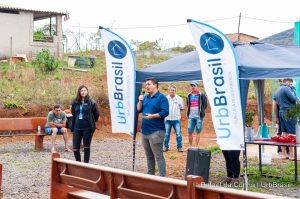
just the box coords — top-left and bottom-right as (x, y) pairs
(200, 33), (224, 54)
(108, 40), (127, 59)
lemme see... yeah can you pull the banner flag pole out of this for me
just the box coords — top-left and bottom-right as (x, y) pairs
(99, 26), (137, 171)
(187, 19), (247, 189)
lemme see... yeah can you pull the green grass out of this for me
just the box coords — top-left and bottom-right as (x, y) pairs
(13, 159), (45, 167)
(206, 145), (222, 154)
(0, 64), (11, 70)
(177, 91), (186, 98)
(135, 54), (169, 69)
(4, 99), (24, 109)
(244, 161), (300, 187)
(0, 56), (105, 109)
(168, 152), (180, 160)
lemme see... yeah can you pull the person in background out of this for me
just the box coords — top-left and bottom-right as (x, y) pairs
(71, 85), (99, 163)
(45, 104), (71, 153)
(137, 78), (169, 176)
(186, 81), (207, 147)
(274, 79), (299, 160)
(64, 105), (73, 130)
(163, 85), (184, 152)
(276, 79), (291, 155)
(221, 150), (241, 185)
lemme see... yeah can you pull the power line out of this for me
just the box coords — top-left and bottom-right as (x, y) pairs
(63, 16), (239, 30)
(63, 15), (295, 31)
(112, 23), (186, 30)
(242, 16), (293, 24)
(203, 16), (239, 23)
(64, 25), (98, 29)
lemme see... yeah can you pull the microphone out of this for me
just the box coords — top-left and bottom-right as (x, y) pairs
(142, 90), (145, 95)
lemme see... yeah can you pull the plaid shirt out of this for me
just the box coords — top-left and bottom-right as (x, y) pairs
(165, 94), (184, 121)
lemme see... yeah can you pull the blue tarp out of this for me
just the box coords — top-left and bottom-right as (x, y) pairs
(136, 42), (300, 82)
(136, 42), (300, 125)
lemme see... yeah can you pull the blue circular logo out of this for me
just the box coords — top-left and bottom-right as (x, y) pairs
(108, 40), (127, 59)
(200, 33), (224, 54)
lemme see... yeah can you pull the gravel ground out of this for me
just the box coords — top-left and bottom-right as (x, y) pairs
(0, 137), (299, 198)
(0, 137), (146, 199)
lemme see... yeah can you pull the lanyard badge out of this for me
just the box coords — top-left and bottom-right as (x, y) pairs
(79, 104), (83, 119)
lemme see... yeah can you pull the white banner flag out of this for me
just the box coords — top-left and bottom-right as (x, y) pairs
(100, 27), (136, 135)
(188, 20), (244, 150)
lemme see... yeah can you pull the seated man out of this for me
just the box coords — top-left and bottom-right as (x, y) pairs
(45, 104), (71, 153)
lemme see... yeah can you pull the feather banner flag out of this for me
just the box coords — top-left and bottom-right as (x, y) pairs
(188, 19), (244, 150)
(100, 27), (136, 135)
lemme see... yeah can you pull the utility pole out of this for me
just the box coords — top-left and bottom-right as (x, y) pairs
(237, 12), (241, 41)
(50, 16), (52, 37)
(9, 36), (12, 66)
(78, 23), (81, 51)
(65, 37), (68, 53)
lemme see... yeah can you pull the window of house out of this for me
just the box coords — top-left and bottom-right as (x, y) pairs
(33, 15), (57, 42)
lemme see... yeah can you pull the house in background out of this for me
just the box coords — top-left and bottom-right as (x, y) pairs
(0, 4), (67, 61)
(226, 33), (259, 42)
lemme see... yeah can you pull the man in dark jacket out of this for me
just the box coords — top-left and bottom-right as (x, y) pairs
(273, 79), (299, 160)
(186, 81), (207, 146)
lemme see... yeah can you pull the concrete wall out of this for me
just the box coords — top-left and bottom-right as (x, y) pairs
(0, 11), (64, 60)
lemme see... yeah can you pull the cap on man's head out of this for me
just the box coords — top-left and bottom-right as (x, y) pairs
(190, 81), (199, 86)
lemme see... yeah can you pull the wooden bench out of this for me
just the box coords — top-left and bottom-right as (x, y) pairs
(50, 153), (286, 199)
(0, 117), (47, 151)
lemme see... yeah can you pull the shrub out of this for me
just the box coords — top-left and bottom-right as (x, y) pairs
(176, 91), (186, 99)
(4, 99), (23, 109)
(284, 104), (300, 123)
(16, 61), (32, 67)
(245, 111), (255, 127)
(171, 45), (196, 53)
(34, 49), (59, 72)
(206, 145), (222, 154)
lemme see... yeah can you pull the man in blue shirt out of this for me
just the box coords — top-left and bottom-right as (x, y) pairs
(274, 79), (299, 160)
(137, 78), (169, 176)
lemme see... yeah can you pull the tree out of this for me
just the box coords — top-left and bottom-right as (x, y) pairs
(139, 41), (161, 51)
(171, 44), (196, 53)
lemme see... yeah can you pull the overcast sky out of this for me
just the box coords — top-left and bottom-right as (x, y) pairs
(2, 0), (300, 47)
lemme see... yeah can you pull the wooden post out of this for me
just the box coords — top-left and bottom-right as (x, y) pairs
(109, 173), (117, 199)
(9, 37), (12, 66)
(35, 135), (45, 151)
(50, 153), (60, 199)
(237, 12), (242, 41)
(0, 164), (3, 198)
(187, 175), (204, 199)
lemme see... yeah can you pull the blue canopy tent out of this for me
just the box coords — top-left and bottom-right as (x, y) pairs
(136, 42), (300, 132)
(136, 42), (300, 82)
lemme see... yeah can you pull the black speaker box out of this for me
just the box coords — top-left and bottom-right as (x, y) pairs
(185, 148), (211, 183)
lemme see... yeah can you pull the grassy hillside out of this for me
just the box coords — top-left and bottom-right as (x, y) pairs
(0, 61), (104, 111)
(0, 50), (280, 118)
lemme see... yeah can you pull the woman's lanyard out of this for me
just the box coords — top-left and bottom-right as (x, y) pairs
(79, 103), (83, 119)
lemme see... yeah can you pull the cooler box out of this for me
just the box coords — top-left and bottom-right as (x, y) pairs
(185, 148), (211, 183)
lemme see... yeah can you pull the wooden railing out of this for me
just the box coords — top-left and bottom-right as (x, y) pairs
(51, 153), (287, 199)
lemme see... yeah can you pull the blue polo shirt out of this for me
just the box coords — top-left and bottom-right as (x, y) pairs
(140, 91), (169, 135)
(274, 84), (298, 112)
